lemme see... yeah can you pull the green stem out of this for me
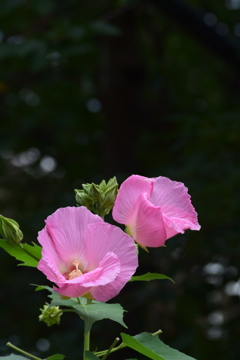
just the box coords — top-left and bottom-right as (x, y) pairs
(83, 299), (92, 360)
(94, 330), (162, 360)
(19, 243), (40, 262)
(95, 343), (126, 357)
(83, 330), (90, 360)
(7, 342), (42, 360)
(102, 338), (120, 360)
(152, 329), (163, 336)
(95, 330), (162, 358)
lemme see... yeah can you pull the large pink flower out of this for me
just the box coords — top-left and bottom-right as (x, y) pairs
(112, 175), (200, 248)
(37, 206), (138, 302)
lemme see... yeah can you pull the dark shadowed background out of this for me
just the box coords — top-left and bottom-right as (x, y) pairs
(1, 0), (240, 359)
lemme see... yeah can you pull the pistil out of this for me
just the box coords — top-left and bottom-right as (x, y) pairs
(68, 260), (83, 280)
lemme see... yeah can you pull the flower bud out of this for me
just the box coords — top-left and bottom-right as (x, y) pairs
(39, 303), (62, 326)
(75, 177), (118, 218)
(0, 215), (23, 245)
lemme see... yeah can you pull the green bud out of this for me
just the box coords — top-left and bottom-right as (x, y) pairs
(39, 303), (62, 326)
(75, 190), (93, 208)
(91, 184), (100, 202)
(106, 177), (118, 188)
(0, 215), (23, 245)
(75, 177), (119, 218)
(102, 184), (118, 208)
(99, 179), (107, 192)
(82, 183), (92, 195)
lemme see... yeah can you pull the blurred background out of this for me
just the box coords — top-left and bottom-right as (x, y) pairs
(0, 0), (240, 359)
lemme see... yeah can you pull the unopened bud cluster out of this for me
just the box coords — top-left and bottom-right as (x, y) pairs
(0, 215), (23, 245)
(39, 303), (62, 326)
(75, 177), (118, 218)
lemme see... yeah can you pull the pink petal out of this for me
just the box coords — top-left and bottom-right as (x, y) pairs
(38, 207), (103, 268)
(90, 268), (136, 302)
(113, 175), (153, 224)
(53, 252), (121, 299)
(83, 252), (120, 286)
(150, 177), (200, 231)
(84, 223), (138, 275)
(38, 258), (66, 283)
(163, 214), (199, 239)
(38, 227), (68, 273)
(91, 280), (123, 302)
(54, 284), (92, 298)
(58, 252), (120, 287)
(83, 222), (138, 301)
(128, 192), (167, 247)
(38, 207), (138, 302)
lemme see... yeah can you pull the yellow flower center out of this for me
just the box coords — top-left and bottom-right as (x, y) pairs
(68, 260), (83, 280)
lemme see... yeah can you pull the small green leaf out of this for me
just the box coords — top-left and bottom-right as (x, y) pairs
(121, 332), (196, 360)
(34, 285), (53, 292)
(0, 240), (41, 267)
(130, 273), (174, 283)
(84, 351), (100, 360)
(45, 354), (65, 360)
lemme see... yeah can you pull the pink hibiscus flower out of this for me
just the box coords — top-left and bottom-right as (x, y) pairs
(112, 175), (200, 248)
(37, 207), (138, 302)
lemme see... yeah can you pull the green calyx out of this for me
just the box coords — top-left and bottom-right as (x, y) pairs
(0, 215), (23, 245)
(39, 303), (62, 326)
(75, 177), (118, 218)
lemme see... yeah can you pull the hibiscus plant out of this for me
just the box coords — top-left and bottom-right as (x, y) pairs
(0, 175), (200, 360)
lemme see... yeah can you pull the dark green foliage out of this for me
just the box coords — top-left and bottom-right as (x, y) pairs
(1, 1), (240, 359)
(121, 332), (196, 360)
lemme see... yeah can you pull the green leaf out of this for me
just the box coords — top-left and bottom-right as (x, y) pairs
(45, 355), (65, 360)
(0, 240), (41, 267)
(71, 302), (127, 334)
(50, 296), (126, 333)
(121, 332), (196, 360)
(49, 294), (81, 308)
(33, 285), (127, 334)
(0, 355), (29, 359)
(21, 243), (42, 265)
(34, 285), (53, 292)
(130, 273), (174, 283)
(84, 351), (100, 360)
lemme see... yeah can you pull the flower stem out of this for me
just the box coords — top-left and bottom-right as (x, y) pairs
(102, 337), (120, 360)
(7, 342), (42, 360)
(95, 329), (162, 358)
(95, 342), (126, 357)
(83, 298), (92, 360)
(152, 329), (163, 336)
(83, 330), (90, 360)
